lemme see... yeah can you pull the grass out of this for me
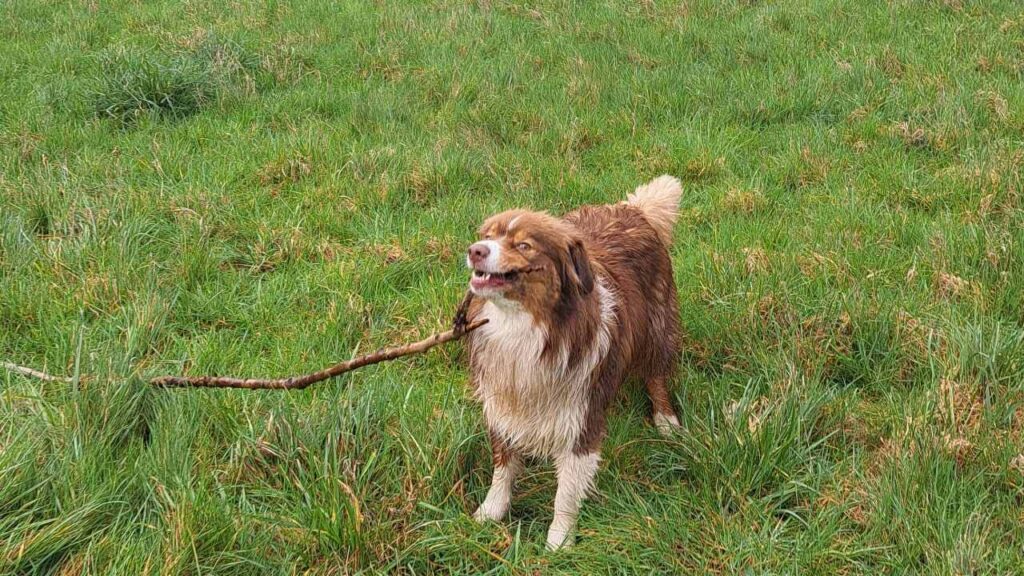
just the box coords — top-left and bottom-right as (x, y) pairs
(1, 0), (1023, 573)
(91, 37), (268, 127)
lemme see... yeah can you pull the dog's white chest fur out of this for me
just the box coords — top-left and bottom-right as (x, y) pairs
(472, 287), (614, 458)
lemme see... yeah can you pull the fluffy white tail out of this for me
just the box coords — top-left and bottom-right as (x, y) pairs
(626, 174), (682, 246)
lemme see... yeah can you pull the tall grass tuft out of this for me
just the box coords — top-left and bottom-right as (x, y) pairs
(92, 37), (266, 126)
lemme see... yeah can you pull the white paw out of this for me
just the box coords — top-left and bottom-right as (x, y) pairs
(473, 502), (507, 523)
(654, 412), (680, 437)
(545, 527), (575, 550)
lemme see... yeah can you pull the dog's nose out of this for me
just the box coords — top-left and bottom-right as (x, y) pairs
(468, 242), (490, 264)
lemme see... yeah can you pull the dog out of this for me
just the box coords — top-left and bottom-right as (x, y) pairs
(462, 175), (683, 549)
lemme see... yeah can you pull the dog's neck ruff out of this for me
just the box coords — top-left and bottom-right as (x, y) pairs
(471, 278), (616, 458)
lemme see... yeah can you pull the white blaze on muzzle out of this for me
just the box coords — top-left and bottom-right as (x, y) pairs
(467, 239), (504, 273)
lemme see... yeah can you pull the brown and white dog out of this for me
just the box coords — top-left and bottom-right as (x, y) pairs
(463, 175), (683, 549)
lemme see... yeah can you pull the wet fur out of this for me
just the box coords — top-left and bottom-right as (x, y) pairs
(467, 198), (681, 459)
(465, 176), (683, 548)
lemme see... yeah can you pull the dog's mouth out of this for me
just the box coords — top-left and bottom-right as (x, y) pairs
(470, 268), (521, 291)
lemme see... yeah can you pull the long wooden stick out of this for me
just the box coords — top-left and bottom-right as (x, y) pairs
(1, 361), (73, 383)
(150, 317), (485, 390)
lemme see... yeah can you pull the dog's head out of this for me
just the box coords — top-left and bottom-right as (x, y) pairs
(466, 210), (594, 311)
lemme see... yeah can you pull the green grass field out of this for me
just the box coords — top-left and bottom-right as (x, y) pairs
(2, 0), (1024, 573)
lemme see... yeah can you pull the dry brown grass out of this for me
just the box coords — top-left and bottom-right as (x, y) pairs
(721, 188), (767, 215)
(258, 155), (312, 187)
(934, 271), (973, 300)
(743, 247), (770, 275)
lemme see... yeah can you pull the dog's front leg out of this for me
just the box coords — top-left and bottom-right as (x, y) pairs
(546, 451), (600, 550)
(474, 435), (522, 522)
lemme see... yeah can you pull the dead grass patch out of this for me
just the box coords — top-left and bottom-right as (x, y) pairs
(425, 237), (454, 262)
(720, 188), (767, 215)
(367, 242), (406, 264)
(742, 247), (769, 275)
(1009, 453), (1024, 474)
(404, 164), (446, 206)
(975, 90), (1009, 122)
(682, 155), (726, 183)
(257, 154), (312, 188)
(794, 312), (853, 379)
(889, 121), (949, 152)
(941, 434), (976, 467)
(755, 293), (796, 328)
(934, 378), (984, 436)
(794, 146), (830, 188)
(933, 271), (977, 300)
(879, 47), (904, 79)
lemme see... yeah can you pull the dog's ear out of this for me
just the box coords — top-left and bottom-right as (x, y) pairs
(568, 240), (594, 296)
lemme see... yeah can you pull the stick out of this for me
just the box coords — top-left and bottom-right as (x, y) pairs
(2, 361), (73, 383)
(150, 318), (486, 390)
(452, 289), (474, 335)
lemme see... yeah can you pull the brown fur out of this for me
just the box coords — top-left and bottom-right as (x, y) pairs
(465, 176), (683, 548)
(467, 202), (681, 455)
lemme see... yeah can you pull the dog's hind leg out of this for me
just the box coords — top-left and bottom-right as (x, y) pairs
(645, 375), (680, 436)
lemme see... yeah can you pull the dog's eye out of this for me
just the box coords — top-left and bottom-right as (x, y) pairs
(516, 242), (531, 252)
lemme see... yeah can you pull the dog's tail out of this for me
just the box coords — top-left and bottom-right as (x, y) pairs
(627, 174), (682, 246)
